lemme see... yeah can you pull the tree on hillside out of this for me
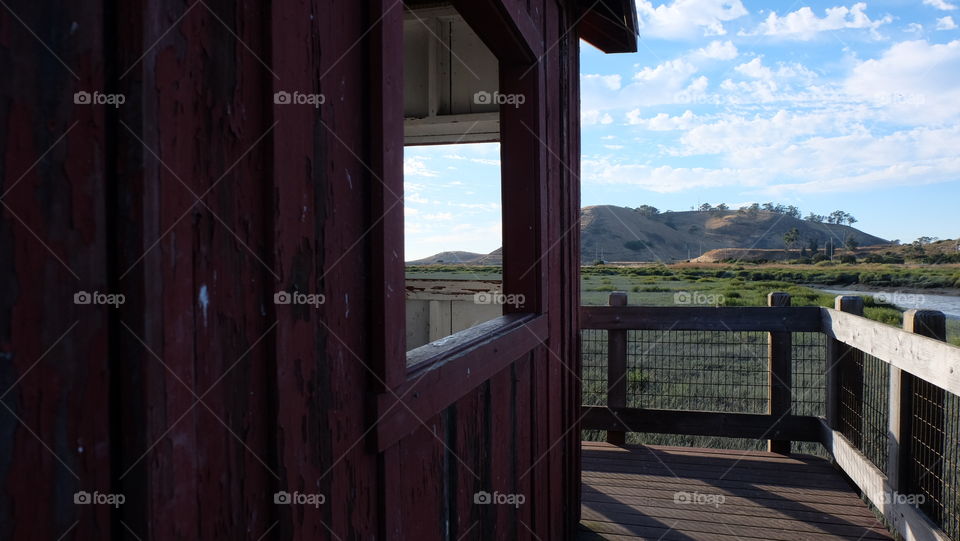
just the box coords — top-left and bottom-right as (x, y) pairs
(805, 213), (825, 223)
(698, 203), (713, 212)
(715, 203), (729, 211)
(807, 237), (820, 254)
(783, 227), (801, 255)
(845, 236), (859, 253)
(785, 205), (801, 219)
(738, 203), (760, 218)
(635, 205), (659, 217)
(827, 210), (857, 226)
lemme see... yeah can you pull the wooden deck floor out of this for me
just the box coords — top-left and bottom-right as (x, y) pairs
(579, 442), (894, 541)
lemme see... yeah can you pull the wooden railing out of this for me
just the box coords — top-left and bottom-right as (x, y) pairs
(580, 292), (960, 541)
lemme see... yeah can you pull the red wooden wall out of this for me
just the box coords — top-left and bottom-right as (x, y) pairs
(0, 0), (587, 539)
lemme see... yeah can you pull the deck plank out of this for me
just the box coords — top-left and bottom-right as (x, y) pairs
(580, 442), (894, 541)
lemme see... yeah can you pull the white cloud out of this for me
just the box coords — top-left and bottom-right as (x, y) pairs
(924, 0), (957, 10)
(582, 110), (614, 125)
(735, 57), (774, 79)
(937, 16), (958, 30)
(733, 57), (818, 82)
(906, 23), (925, 33)
(583, 73), (622, 90)
(636, 0), (748, 39)
(583, 157), (760, 193)
(587, 115), (960, 196)
(404, 156), (438, 177)
(583, 58), (704, 110)
(626, 110), (700, 131)
(443, 154), (501, 166)
(845, 39), (960, 122)
(691, 40), (739, 61)
(743, 3), (892, 41)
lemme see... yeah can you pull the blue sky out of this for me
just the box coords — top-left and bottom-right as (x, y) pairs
(404, 1), (960, 260)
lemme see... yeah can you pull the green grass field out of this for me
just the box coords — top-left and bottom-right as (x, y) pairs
(408, 263), (959, 343)
(407, 263), (959, 454)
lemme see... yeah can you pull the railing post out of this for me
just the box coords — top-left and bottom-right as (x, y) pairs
(893, 310), (947, 505)
(825, 296), (863, 440)
(768, 292), (792, 455)
(606, 291), (628, 445)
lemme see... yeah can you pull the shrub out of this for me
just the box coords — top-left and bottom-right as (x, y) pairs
(623, 240), (646, 251)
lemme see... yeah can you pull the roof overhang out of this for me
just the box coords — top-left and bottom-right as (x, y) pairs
(578, 0), (639, 54)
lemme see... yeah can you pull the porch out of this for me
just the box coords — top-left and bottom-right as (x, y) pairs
(579, 442), (893, 540)
(576, 292), (960, 541)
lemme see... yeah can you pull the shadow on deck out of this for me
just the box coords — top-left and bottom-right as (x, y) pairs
(578, 442), (893, 541)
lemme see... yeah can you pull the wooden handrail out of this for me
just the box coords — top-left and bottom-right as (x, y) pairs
(581, 305), (822, 331)
(822, 308), (960, 396)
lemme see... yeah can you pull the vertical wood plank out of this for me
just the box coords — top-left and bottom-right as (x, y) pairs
(826, 296), (864, 445)
(0, 2), (112, 539)
(768, 292), (792, 454)
(606, 292), (628, 446)
(368, 0), (406, 390)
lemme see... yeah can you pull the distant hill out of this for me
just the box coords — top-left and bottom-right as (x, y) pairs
(580, 206), (888, 263)
(406, 206), (891, 265)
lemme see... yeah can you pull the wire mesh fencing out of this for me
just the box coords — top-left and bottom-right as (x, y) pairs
(837, 350), (890, 472)
(907, 379), (960, 539)
(580, 328), (828, 453)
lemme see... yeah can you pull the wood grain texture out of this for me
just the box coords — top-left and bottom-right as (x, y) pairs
(580, 442), (895, 541)
(581, 306), (823, 332)
(0, 0), (609, 539)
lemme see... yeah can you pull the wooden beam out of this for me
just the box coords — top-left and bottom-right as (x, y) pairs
(369, 0), (407, 390)
(376, 314), (547, 450)
(451, 0), (541, 64)
(820, 420), (951, 541)
(768, 292), (792, 455)
(577, 0), (639, 53)
(580, 306), (822, 332)
(821, 308), (960, 396)
(606, 292), (628, 445)
(581, 407), (822, 441)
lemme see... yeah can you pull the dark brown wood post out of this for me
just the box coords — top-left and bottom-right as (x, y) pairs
(607, 291), (628, 445)
(825, 296), (864, 442)
(897, 310), (947, 508)
(768, 292), (792, 454)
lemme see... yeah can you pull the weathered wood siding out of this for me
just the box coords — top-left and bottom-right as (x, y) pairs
(0, 0), (583, 539)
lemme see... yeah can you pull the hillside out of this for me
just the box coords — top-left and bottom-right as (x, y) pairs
(406, 206), (891, 265)
(580, 206), (888, 263)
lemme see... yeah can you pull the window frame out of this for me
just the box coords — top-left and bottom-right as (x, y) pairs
(370, 0), (548, 450)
